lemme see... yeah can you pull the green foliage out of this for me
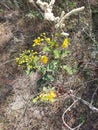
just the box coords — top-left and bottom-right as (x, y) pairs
(26, 11), (43, 20)
(68, 1), (75, 9)
(16, 33), (76, 87)
(63, 65), (73, 75)
(33, 86), (56, 103)
(13, 0), (19, 8)
(79, 116), (85, 124)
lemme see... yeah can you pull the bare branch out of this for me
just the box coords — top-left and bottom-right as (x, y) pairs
(71, 94), (98, 112)
(36, 0), (49, 11)
(62, 86), (98, 130)
(29, 0), (85, 31)
(0, 59), (16, 67)
(29, 0), (34, 4)
(49, 0), (55, 7)
(35, 0), (84, 25)
(62, 99), (83, 130)
(90, 86), (98, 106)
(36, 0), (56, 21)
(55, 6), (85, 29)
(64, 6), (85, 19)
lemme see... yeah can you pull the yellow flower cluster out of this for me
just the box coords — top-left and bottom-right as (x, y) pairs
(40, 90), (56, 102)
(45, 38), (50, 43)
(16, 33), (70, 76)
(61, 38), (69, 48)
(33, 37), (44, 46)
(40, 55), (48, 64)
(16, 50), (38, 69)
(33, 89), (56, 103)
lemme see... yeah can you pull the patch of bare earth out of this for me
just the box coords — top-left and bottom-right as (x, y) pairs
(0, 1), (98, 130)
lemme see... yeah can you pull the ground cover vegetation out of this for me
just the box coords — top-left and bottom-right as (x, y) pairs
(0, 0), (98, 130)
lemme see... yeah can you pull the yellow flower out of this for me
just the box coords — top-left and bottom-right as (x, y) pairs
(48, 90), (56, 102)
(55, 33), (58, 36)
(33, 96), (40, 103)
(33, 89), (56, 103)
(43, 33), (46, 35)
(45, 38), (50, 43)
(34, 39), (40, 44)
(40, 55), (48, 64)
(40, 93), (49, 102)
(40, 90), (56, 102)
(16, 58), (19, 63)
(61, 38), (69, 48)
(33, 37), (44, 46)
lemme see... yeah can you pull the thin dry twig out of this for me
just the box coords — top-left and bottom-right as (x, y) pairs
(90, 86), (98, 105)
(62, 99), (83, 130)
(29, 0), (85, 29)
(62, 78), (98, 130)
(0, 59), (16, 67)
(55, 6), (85, 29)
(0, 1), (10, 10)
(71, 94), (98, 112)
(63, 7), (85, 19)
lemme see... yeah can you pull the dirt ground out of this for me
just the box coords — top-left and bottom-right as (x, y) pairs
(0, 1), (98, 130)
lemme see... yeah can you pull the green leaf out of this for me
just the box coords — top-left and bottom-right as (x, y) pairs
(32, 97), (39, 103)
(43, 46), (51, 52)
(14, 0), (19, 8)
(61, 50), (70, 58)
(37, 76), (46, 90)
(39, 67), (47, 74)
(53, 50), (60, 59)
(43, 87), (48, 92)
(79, 116), (85, 123)
(47, 60), (58, 72)
(63, 65), (73, 75)
(26, 67), (30, 75)
(46, 60), (58, 72)
(69, 1), (75, 8)
(47, 75), (54, 82)
(49, 40), (56, 46)
(47, 64), (52, 72)
(51, 87), (55, 90)
(33, 56), (38, 64)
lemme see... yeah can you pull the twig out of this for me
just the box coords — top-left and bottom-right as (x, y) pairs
(62, 81), (98, 130)
(62, 99), (83, 130)
(0, 59), (16, 67)
(90, 86), (98, 106)
(36, 0), (56, 21)
(0, 2), (10, 10)
(64, 7), (85, 19)
(29, 0), (85, 29)
(82, 27), (97, 44)
(71, 94), (98, 112)
(55, 6), (85, 29)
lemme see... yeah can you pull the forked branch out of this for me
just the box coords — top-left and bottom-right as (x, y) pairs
(29, 0), (85, 29)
